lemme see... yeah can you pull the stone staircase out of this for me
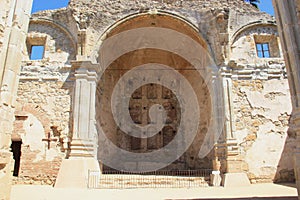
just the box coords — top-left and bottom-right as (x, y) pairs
(68, 139), (97, 158)
(88, 171), (212, 189)
(98, 174), (209, 189)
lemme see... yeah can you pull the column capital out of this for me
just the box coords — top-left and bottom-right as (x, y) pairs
(71, 60), (100, 74)
(74, 69), (98, 82)
(220, 66), (233, 78)
(72, 60), (99, 82)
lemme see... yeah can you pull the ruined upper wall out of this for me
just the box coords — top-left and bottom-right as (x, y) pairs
(33, 0), (272, 33)
(29, 0), (275, 66)
(68, 0), (274, 64)
(67, 0), (270, 27)
(68, 0), (259, 15)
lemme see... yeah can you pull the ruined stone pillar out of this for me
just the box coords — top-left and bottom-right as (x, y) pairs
(0, 0), (33, 199)
(222, 77), (239, 172)
(273, 0), (300, 198)
(55, 61), (100, 188)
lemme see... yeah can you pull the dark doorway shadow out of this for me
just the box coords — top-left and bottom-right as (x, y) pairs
(10, 141), (22, 176)
(276, 182), (297, 189)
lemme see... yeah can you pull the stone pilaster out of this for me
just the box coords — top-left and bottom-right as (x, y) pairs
(209, 71), (224, 186)
(55, 61), (100, 188)
(273, 0), (300, 198)
(69, 61), (98, 158)
(291, 109), (300, 199)
(220, 69), (250, 186)
(223, 77), (240, 173)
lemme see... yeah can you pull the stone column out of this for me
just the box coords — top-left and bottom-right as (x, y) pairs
(0, 0), (33, 199)
(273, 0), (300, 198)
(55, 61), (100, 188)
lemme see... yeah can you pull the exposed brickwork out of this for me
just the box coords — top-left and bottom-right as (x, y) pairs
(13, 146), (62, 185)
(12, 80), (70, 185)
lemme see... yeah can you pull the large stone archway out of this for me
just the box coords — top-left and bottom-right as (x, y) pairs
(65, 10), (254, 186)
(68, 12), (227, 174)
(94, 13), (219, 172)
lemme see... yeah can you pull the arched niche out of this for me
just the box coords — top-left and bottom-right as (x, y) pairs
(230, 22), (281, 63)
(25, 19), (77, 65)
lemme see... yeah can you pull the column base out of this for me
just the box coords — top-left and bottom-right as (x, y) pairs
(293, 150), (300, 199)
(210, 171), (222, 186)
(54, 158), (100, 188)
(68, 139), (97, 159)
(222, 172), (250, 187)
(0, 152), (13, 200)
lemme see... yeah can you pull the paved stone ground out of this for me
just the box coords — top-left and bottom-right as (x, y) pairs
(10, 183), (298, 200)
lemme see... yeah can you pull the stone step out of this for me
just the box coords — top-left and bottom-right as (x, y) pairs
(89, 174), (210, 189)
(68, 139), (97, 158)
(70, 148), (95, 154)
(70, 140), (96, 147)
(70, 147), (95, 151)
(68, 153), (95, 158)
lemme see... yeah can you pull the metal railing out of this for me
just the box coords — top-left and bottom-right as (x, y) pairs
(88, 169), (212, 189)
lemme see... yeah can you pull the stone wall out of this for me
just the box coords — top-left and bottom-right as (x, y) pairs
(28, 0), (274, 66)
(16, 81), (71, 139)
(11, 10), (75, 185)
(230, 24), (281, 65)
(225, 9), (295, 182)
(232, 79), (295, 183)
(13, 21), (74, 181)
(26, 21), (76, 65)
(12, 80), (71, 185)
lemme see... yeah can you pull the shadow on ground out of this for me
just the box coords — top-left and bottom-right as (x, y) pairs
(276, 182), (297, 189)
(168, 197), (297, 200)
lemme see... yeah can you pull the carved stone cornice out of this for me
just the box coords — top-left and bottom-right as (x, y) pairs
(71, 60), (100, 73)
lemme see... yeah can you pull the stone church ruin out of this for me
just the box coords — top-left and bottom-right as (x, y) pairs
(1, 0), (300, 199)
